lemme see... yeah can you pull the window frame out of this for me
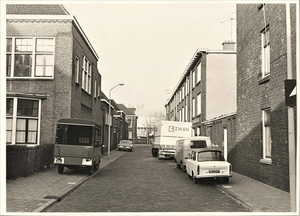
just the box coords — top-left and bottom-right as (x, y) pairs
(197, 93), (201, 115)
(6, 97), (41, 145)
(196, 62), (201, 84)
(261, 25), (270, 78)
(261, 108), (272, 164)
(6, 37), (55, 79)
(81, 54), (92, 94)
(75, 56), (80, 83)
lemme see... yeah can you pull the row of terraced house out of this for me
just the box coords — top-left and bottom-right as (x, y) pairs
(5, 4), (138, 179)
(165, 3), (297, 192)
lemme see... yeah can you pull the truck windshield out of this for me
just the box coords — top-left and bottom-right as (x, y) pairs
(56, 124), (93, 146)
(191, 140), (207, 148)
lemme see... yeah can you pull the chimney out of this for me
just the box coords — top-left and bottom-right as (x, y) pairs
(222, 41), (235, 51)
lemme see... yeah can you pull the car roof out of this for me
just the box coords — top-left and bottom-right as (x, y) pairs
(177, 136), (210, 141)
(192, 148), (222, 153)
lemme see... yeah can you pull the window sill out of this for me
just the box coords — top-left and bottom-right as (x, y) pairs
(260, 158), (272, 165)
(7, 77), (54, 81)
(259, 75), (270, 85)
(75, 82), (80, 86)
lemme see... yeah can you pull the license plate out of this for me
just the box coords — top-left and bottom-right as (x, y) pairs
(209, 170), (220, 173)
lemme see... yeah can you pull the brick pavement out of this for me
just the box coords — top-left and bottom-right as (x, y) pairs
(4, 145), (294, 214)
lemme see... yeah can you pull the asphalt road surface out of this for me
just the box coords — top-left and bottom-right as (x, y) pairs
(45, 144), (250, 213)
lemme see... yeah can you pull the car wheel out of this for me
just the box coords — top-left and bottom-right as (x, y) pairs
(57, 165), (64, 174)
(223, 177), (229, 184)
(192, 172), (199, 184)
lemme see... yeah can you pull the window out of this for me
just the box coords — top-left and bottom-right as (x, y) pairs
(192, 71), (195, 88)
(187, 77), (189, 95)
(192, 98), (195, 117)
(197, 62), (201, 83)
(6, 98), (40, 144)
(6, 37), (54, 78)
(197, 93), (201, 115)
(82, 55), (92, 94)
(94, 79), (97, 98)
(98, 82), (101, 97)
(262, 108), (271, 161)
(179, 89), (182, 101)
(261, 25), (270, 78)
(75, 56), (79, 83)
(182, 107), (185, 122)
(185, 104), (188, 122)
(182, 86), (184, 100)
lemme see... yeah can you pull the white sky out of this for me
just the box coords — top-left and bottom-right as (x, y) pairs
(63, 1), (237, 113)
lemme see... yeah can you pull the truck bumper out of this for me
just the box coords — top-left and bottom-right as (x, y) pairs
(158, 150), (175, 159)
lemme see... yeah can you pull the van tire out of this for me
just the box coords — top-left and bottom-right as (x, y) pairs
(58, 165), (64, 174)
(151, 148), (158, 157)
(176, 163), (181, 169)
(88, 165), (94, 175)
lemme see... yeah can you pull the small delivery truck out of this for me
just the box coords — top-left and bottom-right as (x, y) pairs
(175, 136), (216, 171)
(151, 121), (192, 159)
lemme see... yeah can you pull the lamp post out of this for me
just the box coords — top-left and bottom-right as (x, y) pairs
(108, 83), (124, 159)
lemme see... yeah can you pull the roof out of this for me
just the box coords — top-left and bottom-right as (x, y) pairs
(117, 104), (136, 115)
(6, 4), (70, 15)
(57, 118), (97, 127)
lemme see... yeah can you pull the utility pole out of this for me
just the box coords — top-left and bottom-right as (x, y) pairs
(286, 3), (296, 212)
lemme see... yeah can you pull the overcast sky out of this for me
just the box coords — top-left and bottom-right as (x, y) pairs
(65, 1), (237, 114)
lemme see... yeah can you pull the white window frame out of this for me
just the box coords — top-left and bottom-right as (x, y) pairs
(75, 56), (79, 83)
(185, 104), (188, 122)
(82, 54), (92, 94)
(97, 82), (101, 97)
(197, 62), (201, 83)
(94, 78), (97, 98)
(197, 93), (201, 115)
(6, 97), (41, 145)
(192, 71), (195, 88)
(261, 26), (270, 78)
(260, 108), (272, 164)
(192, 98), (195, 117)
(6, 37), (55, 79)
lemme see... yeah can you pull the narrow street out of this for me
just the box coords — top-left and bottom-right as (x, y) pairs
(45, 145), (249, 212)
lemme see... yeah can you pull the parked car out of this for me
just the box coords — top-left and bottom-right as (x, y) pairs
(117, 140), (134, 151)
(186, 149), (232, 184)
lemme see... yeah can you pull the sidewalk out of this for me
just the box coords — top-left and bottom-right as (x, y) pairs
(216, 172), (291, 213)
(6, 149), (127, 213)
(5, 148), (293, 213)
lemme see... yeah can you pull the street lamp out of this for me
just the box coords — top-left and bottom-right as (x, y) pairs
(108, 83), (124, 159)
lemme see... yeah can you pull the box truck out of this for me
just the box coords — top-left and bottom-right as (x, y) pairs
(151, 121), (192, 159)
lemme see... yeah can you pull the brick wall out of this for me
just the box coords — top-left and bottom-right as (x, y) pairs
(235, 4), (297, 192)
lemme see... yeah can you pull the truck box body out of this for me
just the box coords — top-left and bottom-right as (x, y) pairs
(151, 121), (192, 158)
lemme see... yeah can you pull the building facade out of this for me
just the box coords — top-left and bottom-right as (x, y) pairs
(117, 104), (138, 140)
(233, 3), (297, 192)
(165, 42), (236, 140)
(6, 4), (103, 146)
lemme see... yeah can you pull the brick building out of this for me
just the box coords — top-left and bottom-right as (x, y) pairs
(6, 4), (103, 146)
(117, 104), (138, 140)
(232, 3), (297, 192)
(165, 42), (237, 157)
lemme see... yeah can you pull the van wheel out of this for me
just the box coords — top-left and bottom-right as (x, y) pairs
(181, 162), (186, 172)
(94, 162), (100, 171)
(176, 163), (181, 169)
(57, 165), (64, 174)
(151, 148), (158, 157)
(88, 166), (94, 175)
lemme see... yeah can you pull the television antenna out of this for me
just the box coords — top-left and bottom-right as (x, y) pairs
(218, 12), (236, 42)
